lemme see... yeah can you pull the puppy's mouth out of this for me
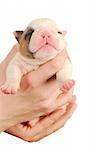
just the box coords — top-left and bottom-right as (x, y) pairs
(37, 42), (57, 51)
(28, 40), (58, 58)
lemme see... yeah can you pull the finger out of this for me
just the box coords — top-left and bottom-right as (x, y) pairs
(22, 118), (40, 128)
(30, 98), (77, 142)
(29, 79), (59, 97)
(6, 107), (66, 142)
(25, 84), (75, 118)
(24, 80), (74, 112)
(21, 78), (59, 99)
(56, 87), (75, 108)
(26, 108), (66, 140)
(27, 50), (67, 88)
(6, 97), (76, 142)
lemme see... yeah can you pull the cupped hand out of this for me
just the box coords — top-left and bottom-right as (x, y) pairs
(6, 96), (76, 142)
(0, 44), (76, 141)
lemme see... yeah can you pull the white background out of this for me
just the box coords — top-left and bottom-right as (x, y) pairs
(0, 0), (100, 150)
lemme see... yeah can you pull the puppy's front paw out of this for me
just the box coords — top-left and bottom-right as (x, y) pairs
(61, 80), (75, 92)
(0, 83), (18, 94)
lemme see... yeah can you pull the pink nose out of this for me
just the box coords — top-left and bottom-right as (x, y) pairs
(41, 32), (51, 39)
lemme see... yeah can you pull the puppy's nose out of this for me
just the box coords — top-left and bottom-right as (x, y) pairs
(41, 32), (51, 39)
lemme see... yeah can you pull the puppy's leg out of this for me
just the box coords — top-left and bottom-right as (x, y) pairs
(56, 58), (74, 92)
(0, 64), (23, 94)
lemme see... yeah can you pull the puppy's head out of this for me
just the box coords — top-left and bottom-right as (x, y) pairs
(14, 18), (67, 61)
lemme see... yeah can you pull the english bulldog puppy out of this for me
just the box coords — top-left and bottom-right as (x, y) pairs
(0, 18), (74, 94)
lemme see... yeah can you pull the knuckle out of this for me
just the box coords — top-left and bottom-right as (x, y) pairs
(41, 100), (53, 114)
(50, 61), (62, 70)
(27, 74), (38, 88)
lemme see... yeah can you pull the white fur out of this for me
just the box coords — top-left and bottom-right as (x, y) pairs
(0, 19), (73, 127)
(0, 18), (72, 93)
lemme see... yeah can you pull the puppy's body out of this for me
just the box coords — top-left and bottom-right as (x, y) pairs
(0, 18), (73, 127)
(0, 18), (72, 94)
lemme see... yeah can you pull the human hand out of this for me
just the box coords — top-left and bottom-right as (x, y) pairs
(0, 44), (75, 133)
(6, 96), (76, 142)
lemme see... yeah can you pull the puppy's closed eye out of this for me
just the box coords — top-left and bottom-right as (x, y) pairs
(25, 28), (34, 41)
(57, 31), (62, 35)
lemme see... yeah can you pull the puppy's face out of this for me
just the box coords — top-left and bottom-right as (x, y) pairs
(14, 18), (67, 61)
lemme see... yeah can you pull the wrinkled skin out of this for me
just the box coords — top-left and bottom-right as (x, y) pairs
(28, 18), (67, 60)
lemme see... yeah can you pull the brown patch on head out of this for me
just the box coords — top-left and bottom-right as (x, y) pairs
(19, 28), (34, 59)
(14, 28), (34, 59)
(19, 39), (33, 59)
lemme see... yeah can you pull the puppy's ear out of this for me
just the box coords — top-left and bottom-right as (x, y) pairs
(13, 31), (23, 42)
